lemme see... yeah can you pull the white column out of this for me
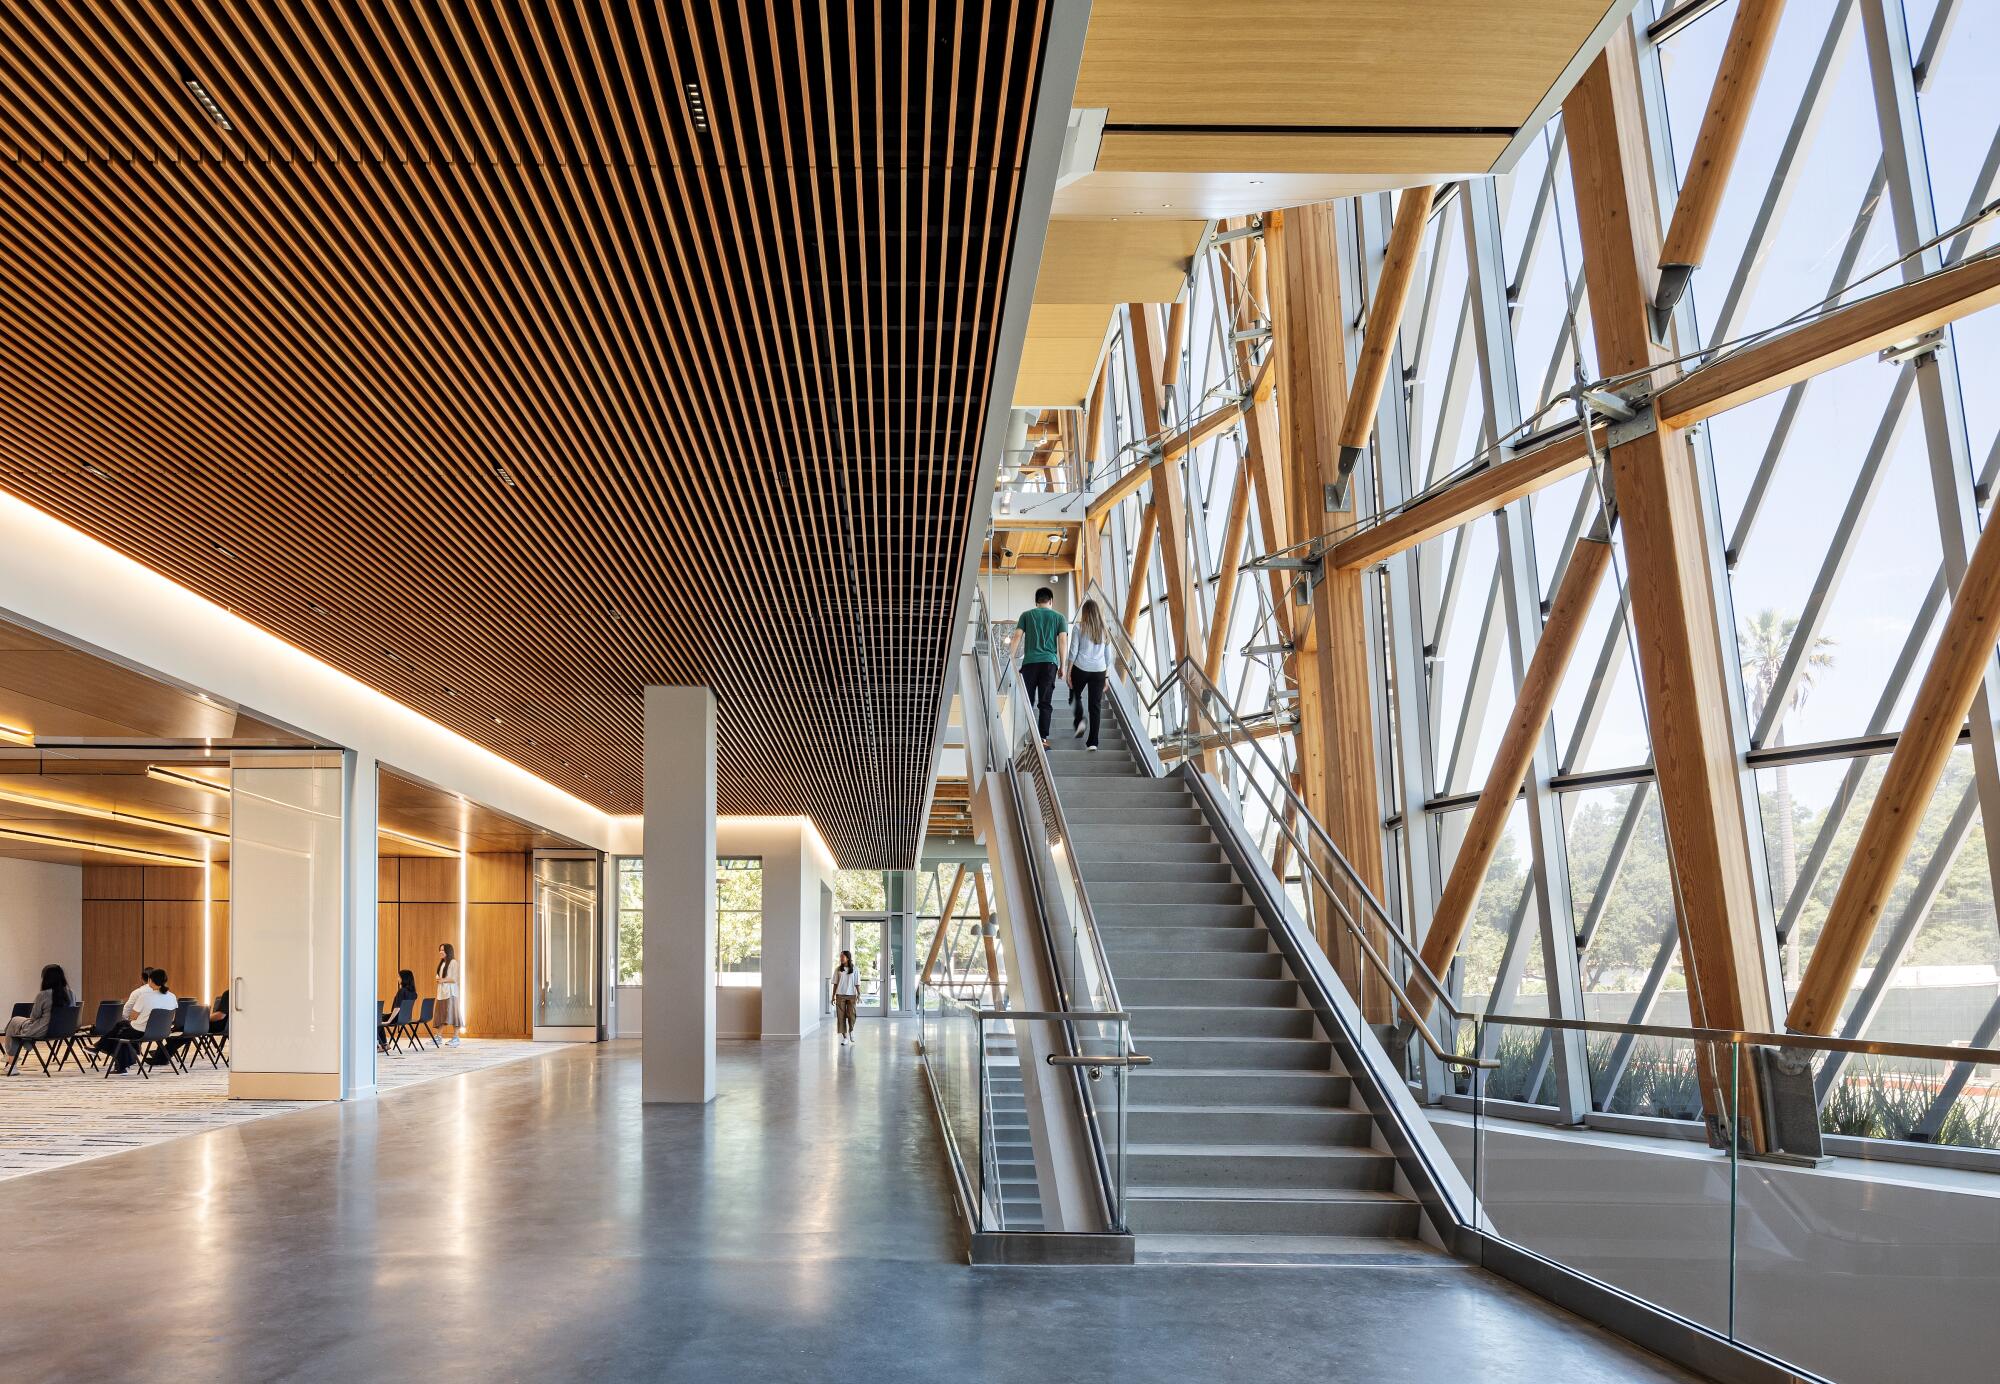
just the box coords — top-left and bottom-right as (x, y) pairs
(341, 751), (379, 1098)
(229, 753), (346, 1100)
(643, 686), (716, 1103)
(893, 870), (918, 1014)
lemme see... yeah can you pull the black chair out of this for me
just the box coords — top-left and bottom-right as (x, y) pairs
(8, 1002), (30, 1021)
(382, 994), (418, 1054)
(104, 1006), (175, 1079)
(75, 1000), (123, 1071)
(169, 1007), (211, 1073)
(414, 997), (440, 1049)
(6, 1003), (81, 1076)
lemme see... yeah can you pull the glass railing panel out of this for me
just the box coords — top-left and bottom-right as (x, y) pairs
(1066, 1015), (1130, 1231)
(921, 990), (986, 1230)
(1731, 1038), (2000, 1384)
(1469, 1016), (1739, 1339)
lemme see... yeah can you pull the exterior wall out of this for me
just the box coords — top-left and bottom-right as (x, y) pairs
(0, 857), (81, 1006)
(1430, 1113), (2000, 1384)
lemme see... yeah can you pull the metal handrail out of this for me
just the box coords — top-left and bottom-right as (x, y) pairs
(1480, 1011), (2000, 1067)
(1081, 613), (1489, 1069)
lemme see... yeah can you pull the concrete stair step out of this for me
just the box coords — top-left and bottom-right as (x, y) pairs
(1126, 1005), (1318, 1040)
(1070, 822), (1214, 845)
(1119, 976), (1300, 1007)
(1064, 804), (1205, 827)
(1100, 925), (1269, 954)
(1083, 860), (1234, 885)
(1128, 1144), (1394, 1191)
(1112, 951), (1286, 980)
(1127, 1104), (1375, 1145)
(1139, 1035), (1334, 1070)
(1123, 1187), (1420, 1238)
(1128, 1068), (1353, 1107)
(1095, 902), (1259, 928)
(1046, 758), (1144, 778)
(1079, 840), (1224, 865)
(1086, 880), (1245, 907)
(1134, 1234), (1447, 1266)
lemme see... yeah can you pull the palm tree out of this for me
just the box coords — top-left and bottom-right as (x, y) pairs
(1739, 609), (1837, 983)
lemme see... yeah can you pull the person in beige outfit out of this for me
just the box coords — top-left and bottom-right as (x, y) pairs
(831, 950), (860, 1044)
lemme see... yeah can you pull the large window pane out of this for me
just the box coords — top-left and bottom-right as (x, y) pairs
(717, 856), (762, 983)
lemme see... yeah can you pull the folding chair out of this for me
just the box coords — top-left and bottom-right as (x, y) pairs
(104, 1007), (175, 1078)
(75, 1001), (122, 1071)
(414, 997), (440, 1049)
(383, 994), (417, 1054)
(7, 1003), (81, 1076)
(168, 1007), (211, 1073)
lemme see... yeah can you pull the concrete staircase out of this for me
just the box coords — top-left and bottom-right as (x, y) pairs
(1045, 685), (1428, 1262)
(985, 1026), (1045, 1230)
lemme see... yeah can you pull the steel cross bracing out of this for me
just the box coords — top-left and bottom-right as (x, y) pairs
(1083, 1), (2000, 1150)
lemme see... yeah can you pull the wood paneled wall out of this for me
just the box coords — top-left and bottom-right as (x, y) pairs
(376, 852), (531, 1040)
(82, 863), (224, 1007)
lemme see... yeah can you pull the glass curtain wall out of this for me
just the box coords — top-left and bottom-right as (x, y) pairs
(1094, 0), (2000, 1151)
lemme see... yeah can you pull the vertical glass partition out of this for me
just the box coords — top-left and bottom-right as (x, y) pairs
(533, 851), (600, 1038)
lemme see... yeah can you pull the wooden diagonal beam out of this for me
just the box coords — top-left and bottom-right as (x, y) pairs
(973, 870), (1001, 1005)
(1788, 508), (2000, 1033)
(1334, 184), (1436, 484)
(1656, 250), (2000, 428)
(1658, 0), (1787, 289)
(922, 865), (967, 985)
(1419, 534), (1613, 978)
(1203, 452), (1255, 682)
(1127, 301), (1201, 663)
(1329, 425), (1608, 571)
(1121, 504), (1157, 637)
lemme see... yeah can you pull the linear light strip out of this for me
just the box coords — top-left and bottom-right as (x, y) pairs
(379, 824), (462, 857)
(147, 764), (232, 797)
(0, 823), (199, 866)
(0, 783), (227, 841)
(0, 722), (33, 746)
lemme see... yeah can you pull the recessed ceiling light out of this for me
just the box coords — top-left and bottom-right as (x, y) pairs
(1248, 179), (1264, 186)
(494, 462), (516, 488)
(492, 715), (503, 725)
(80, 461), (111, 480)
(182, 73), (235, 132)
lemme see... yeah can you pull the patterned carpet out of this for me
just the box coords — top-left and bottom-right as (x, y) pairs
(0, 1037), (567, 1180)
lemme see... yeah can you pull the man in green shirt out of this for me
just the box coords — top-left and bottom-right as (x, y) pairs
(1009, 586), (1068, 747)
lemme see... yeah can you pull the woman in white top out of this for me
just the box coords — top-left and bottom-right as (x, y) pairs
(1066, 598), (1113, 750)
(435, 943), (462, 1047)
(831, 950), (860, 1045)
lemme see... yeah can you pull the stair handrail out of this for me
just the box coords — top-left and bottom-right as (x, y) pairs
(1166, 658), (1471, 1007)
(965, 587), (1138, 1230)
(1076, 596), (1488, 1071)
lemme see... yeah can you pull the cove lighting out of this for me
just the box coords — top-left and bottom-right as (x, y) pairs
(380, 825), (462, 858)
(0, 824), (199, 866)
(147, 764), (232, 797)
(0, 722), (34, 746)
(0, 783), (227, 841)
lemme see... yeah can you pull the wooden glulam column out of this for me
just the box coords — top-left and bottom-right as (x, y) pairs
(1788, 511), (2000, 1033)
(1565, 31), (1774, 1140)
(1420, 533), (1614, 979)
(1268, 202), (1393, 1020)
(1126, 301), (1202, 664)
(1333, 184), (1436, 489)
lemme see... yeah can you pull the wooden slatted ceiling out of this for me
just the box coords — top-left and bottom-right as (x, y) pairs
(0, 1), (1052, 868)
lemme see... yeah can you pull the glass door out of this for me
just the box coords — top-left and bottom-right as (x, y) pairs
(533, 851), (600, 1040)
(836, 911), (892, 1018)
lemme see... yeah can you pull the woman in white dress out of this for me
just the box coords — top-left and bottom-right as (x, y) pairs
(435, 942), (462, 1047)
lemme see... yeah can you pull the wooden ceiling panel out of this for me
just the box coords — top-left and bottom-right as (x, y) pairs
(1035, 219), (1207, 303)
(1074, 0), (1620, 131)
(377, 768), (583, 857)
(1013, 303), (1115, 409)
(0, 2), (1054, 867)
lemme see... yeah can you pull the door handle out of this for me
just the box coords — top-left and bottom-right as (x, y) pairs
(234, 977), (245, 1011)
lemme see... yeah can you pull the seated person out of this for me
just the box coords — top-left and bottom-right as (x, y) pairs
(3, 963), (76, 1075)
(97, 968), (177, 1074)
(150, 987), (229, 1067)
(378, 970), (418, 1051)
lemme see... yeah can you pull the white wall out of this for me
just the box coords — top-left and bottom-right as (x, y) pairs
(715, 816), (837, 1040)
(1430, 1113), (2000, 1384)
(0, 857), (81, 1003)
(0, 491), (616, 854)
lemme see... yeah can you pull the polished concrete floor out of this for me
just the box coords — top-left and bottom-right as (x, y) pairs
(0, 1019), (1695, 1383)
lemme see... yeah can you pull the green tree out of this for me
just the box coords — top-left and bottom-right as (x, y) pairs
(1739, 608), (1835, 983)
